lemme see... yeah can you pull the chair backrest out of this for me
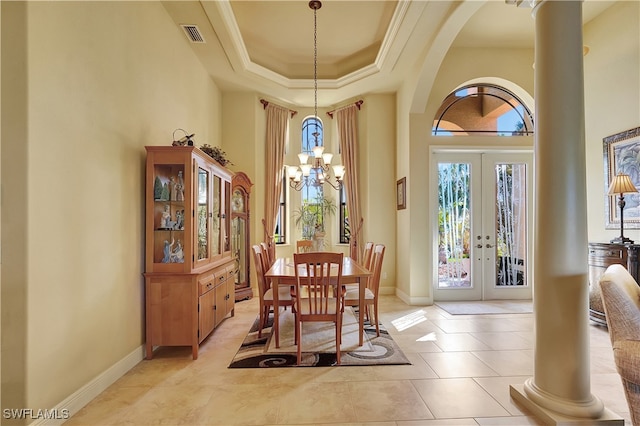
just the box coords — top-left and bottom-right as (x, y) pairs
(296, 240), (314, 253)
(260, 242), (274, 267)
(362, 241), (374, 270)
(599, 264), (640, 344)
(251, 245), (268, 298)
(293, 252), (343, 316)
(368, 244), (386, 296)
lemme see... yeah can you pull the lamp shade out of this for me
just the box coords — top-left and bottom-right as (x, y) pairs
(608, 173), (638, 195)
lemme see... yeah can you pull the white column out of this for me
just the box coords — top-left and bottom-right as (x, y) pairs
(509, 1), (621, 423)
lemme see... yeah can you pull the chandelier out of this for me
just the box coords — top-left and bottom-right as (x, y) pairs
(287, 0), (345, 191)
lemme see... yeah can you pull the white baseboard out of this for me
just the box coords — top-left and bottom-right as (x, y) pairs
(30, 345), (144, 426)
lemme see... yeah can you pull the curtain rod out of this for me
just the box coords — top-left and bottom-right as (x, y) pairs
(260, 99), (297, 118)
(327, 100), (364, 118)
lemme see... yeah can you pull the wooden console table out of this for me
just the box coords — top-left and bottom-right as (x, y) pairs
(588, 242), (640, 325)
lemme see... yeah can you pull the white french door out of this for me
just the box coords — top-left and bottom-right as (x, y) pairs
(432, 151), (533, 301)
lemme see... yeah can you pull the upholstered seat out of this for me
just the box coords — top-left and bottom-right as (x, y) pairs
(598, 263), (640, 424)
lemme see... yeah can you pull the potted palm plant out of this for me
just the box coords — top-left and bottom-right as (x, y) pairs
(293, 195), (337, 248)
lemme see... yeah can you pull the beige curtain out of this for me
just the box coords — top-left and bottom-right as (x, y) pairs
(336, 104), (363, 262)
(263, 103), (289, 259)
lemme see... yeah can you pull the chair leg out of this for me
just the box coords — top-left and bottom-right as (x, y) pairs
(373, 302), (380, 337)
(258, 305), (269, 338)
(336, 314), (343, 365)
(296, 320), (302, 366)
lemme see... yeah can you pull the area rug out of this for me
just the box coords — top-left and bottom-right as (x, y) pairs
(435, 300), (533, 315)
(228, 308), (411, 368)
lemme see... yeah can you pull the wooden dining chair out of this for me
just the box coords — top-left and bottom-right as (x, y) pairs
(251, 245), (293, 338)
(296, 240), (314, 253)
(344, 244), (385, 336)
(260, 242), (274, 267)
(362, 241), (374, 270)
(292, 252), (345, 365)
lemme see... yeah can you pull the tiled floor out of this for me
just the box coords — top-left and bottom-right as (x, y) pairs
(67, 296), (631, 425)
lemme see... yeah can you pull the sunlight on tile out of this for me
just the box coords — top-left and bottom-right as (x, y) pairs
(391, 309), (428, 331)
(416, 332), (438, 342)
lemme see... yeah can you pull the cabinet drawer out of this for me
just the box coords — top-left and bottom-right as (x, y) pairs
(588, 247), (626, 262)
(199, 273), (216, 295)
(226, 266), (236, 281)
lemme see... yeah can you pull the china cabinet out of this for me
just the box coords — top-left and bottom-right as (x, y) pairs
(144, 146), (235, 359)
(231, 172), (253, 301)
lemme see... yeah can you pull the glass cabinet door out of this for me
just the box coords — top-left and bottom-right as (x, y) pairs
(197, 166), (209, 262)
(152, 164), (186, 266)
(212, 175), (221, 256)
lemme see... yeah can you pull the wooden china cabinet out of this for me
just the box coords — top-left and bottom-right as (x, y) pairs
(144, 146), (235, 360)
(231, 172), (253, 301)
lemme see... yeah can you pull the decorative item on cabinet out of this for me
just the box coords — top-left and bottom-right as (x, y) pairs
(587, 242), (640, 326)
(172, 128), (195, 146)
(144, 146), (235, 360)
(231, 172), (253, 301)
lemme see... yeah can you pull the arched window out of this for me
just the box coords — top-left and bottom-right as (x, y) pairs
(433, 84), (533, 136)
(301, 116), (324, 205)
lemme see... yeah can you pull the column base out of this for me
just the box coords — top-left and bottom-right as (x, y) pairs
(510, 384), (623, 425)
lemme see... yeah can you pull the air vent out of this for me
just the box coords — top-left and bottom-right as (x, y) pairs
(180, 24), (205, 43)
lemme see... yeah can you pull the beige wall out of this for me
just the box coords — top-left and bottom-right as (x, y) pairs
(1, 0), (222, 414)
(584, 1), (640, 243)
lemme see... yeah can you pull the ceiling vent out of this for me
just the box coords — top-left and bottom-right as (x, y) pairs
(180, 24), (205, 43)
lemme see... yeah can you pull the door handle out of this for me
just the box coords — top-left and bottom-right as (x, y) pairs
(476, 244), (483, 249)
(486, 244), (494, 248)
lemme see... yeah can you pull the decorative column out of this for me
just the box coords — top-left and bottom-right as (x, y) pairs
(509, 0), (621, 423)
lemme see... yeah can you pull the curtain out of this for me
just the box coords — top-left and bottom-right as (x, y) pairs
(263, 103), (289, 259)
(336, 104), (363, 262)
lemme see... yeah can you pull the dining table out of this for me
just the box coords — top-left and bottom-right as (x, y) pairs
(264, 255), (372, 348)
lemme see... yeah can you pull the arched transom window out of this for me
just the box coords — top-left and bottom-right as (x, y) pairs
(433, 84), (534, 136)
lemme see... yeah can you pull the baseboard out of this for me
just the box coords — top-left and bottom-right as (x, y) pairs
(30, 345), (145, 426)
(394, 287), (432, 306)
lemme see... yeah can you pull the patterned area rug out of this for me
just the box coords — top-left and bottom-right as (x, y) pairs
(228, 308), (411, 368)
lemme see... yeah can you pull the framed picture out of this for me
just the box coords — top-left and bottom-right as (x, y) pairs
(396, 177), (406, 210)
(604, 126), (640, 229)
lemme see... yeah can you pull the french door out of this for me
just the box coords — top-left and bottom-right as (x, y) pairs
(432, 151), (533, 301)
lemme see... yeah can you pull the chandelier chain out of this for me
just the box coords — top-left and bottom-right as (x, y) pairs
(313, 3), (318, 143)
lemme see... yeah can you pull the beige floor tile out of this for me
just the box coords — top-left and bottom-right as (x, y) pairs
(471, 350), (534, 376)
(473, 376), (533, 416)
(471, 331), (534, 350)
(431, 331), (493, 352)
(396, 420), (478, 426)
(412, 378), (511, 418)
(274, 381), (358, 424)
(419, 351), (499, 378)
(348, 380), (434, 422)
(189, 383), (287, 425)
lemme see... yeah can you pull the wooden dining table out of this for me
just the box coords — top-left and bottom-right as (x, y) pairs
(265, 256), (372, 348)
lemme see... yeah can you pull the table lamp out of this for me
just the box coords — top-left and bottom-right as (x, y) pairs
(608, 173), (638, 244)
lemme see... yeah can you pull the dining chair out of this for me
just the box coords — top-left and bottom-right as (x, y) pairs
(260, 242), (274, 267)
(296, 239), (314, 253)
(362, 241), (374, 270)
(251, 245), (293, 338)
(292, 251), (345, 365)
(344, 244), (385, 337)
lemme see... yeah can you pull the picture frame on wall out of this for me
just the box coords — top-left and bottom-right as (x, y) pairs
(397, 177), (406, 210)
(604, 126), (640, 229)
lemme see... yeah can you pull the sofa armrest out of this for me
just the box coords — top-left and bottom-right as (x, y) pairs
(613, 339), (640, 385)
